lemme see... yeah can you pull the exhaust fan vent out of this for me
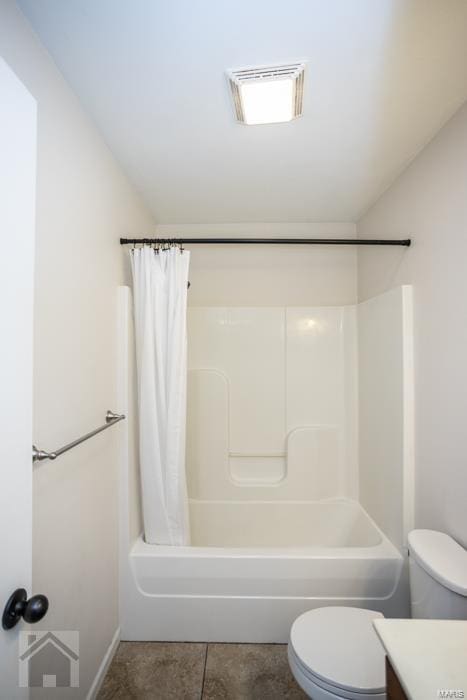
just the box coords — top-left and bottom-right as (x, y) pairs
(227, 62), (306, 125)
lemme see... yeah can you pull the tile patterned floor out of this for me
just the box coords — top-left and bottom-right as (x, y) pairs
(98, 642), (307, 699)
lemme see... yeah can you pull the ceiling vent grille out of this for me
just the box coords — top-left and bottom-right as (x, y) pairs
(227, 62), (306, 125)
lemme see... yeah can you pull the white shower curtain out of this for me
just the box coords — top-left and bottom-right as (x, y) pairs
(131, 245), (191, 545)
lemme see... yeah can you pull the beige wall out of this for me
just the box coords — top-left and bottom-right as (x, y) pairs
(358, 101), (467, 549)
(0, 1), (154, 697)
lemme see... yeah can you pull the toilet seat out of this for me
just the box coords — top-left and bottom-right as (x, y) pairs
(288, 607), (386, 700)
(288, 644), (385, 700)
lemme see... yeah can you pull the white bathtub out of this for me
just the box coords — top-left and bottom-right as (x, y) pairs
(189, 499), (383, 548)
(121, 499), (405, 642)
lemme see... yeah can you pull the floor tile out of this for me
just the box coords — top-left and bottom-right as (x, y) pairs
(202, 643), (307, 699)
(97, 642), (207, 700)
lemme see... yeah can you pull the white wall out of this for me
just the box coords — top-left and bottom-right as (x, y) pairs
(358, 100), (467, 549)
(0, 2), (154, 697)
(155, 223), (358, 307)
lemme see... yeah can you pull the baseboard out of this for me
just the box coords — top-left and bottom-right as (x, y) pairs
(86, 626), (120, 700)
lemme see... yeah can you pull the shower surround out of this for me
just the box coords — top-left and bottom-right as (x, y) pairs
(187, 306), (357, 510)
(118, 286), (413, 642)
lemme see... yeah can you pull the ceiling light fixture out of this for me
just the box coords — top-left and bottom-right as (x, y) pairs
(227, 62), (306, 125)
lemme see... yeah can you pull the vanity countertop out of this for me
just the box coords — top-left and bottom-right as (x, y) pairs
(373, 619), (467, 700)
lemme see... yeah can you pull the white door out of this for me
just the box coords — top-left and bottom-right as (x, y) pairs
(0, 57), (36, 698)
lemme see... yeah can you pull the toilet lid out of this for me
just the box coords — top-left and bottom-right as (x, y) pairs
(408, 529), (467, 596)
(289, 607), (386, 695)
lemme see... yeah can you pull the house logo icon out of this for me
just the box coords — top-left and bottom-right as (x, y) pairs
(19, 631), (79, 688)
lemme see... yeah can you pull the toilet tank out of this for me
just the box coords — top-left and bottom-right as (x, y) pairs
(408, 530), (467, 619)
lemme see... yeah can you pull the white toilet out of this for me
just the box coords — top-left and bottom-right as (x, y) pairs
(288, 530), (467, 700)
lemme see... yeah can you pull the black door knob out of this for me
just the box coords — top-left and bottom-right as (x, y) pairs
(2, 588), (49, 630)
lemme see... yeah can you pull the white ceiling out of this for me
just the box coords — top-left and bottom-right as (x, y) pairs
(18, 0), (467, 224)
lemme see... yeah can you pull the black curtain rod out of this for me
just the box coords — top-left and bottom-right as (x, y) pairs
(120, 237), (411, 246)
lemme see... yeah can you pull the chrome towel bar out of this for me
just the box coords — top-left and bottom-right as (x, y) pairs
(32, 410), (125, 463)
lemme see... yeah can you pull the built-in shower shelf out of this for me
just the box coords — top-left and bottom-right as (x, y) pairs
(229, 453), (286, 485)
(229, 452), (286, 458)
